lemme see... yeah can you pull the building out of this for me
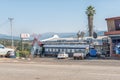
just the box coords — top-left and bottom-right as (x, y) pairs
(41, 35), (109, 57)
(105, 16), (120, 55)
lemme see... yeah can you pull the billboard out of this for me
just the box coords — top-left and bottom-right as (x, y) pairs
(20, 33), (30, 39)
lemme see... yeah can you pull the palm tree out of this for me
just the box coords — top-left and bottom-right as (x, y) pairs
(86, 6), (95, 36)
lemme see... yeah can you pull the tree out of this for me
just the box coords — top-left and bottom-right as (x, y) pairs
(80, 31), (85, 39)
(77, 31), (81, 39)
(86, 5), (96, 36)
(77, 31), (85, 40)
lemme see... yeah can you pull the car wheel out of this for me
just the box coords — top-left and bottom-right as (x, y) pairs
(5, 51), (11, 58)
(74, 57), (76, 60)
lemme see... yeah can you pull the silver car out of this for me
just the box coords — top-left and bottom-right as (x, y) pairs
(57, 52), (68, 59)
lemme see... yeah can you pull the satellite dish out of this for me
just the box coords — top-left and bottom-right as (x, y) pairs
(93, 32), (97, 39)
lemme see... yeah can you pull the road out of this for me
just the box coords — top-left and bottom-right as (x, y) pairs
(0, 58), (120, 80)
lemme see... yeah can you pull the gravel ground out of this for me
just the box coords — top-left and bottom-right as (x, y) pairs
(0, 58), (120, 80)
(29, 57), (120, 66)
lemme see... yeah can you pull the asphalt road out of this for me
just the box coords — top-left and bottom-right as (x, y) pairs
(0, 58), (120, 80)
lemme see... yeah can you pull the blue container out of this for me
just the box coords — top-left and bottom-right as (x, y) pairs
(114, 45), (120, 54)
(89, 48), (97, 57)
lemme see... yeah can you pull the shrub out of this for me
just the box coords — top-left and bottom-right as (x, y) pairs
(19, 50), (30, 58)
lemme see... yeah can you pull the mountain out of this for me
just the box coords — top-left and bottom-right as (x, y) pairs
(39, 31), (106, 40)
(97, 31), (106, 36)
(40, 32), (77, 40)
(0, 34), (20, 40)
(0, 31), (106, 40)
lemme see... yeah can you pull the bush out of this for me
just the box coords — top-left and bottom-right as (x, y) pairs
(19, 50), (30, 58)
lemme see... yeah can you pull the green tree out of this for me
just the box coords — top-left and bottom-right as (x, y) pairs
(86, 5), (96, 36)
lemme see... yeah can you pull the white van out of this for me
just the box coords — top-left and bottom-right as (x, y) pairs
(0, 44), (14, 57)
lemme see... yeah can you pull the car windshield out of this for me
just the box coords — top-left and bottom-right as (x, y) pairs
(59, 52), (66, 54)
(0, 44), (5, 48)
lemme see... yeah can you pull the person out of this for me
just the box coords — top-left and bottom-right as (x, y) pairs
(85, 47), (89, 58)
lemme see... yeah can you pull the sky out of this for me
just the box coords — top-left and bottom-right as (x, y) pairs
(0, 0), (120, 36)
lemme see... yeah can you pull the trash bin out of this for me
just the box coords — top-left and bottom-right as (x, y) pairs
(16, 50), (20, 59)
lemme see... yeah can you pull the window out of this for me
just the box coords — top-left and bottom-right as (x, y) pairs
(56, 49), (58, 52)
(0, 44), (4, 49)
(67, 49), (70, 53)
(53, 49), (55, 52)
(75, 49), (79, 52)
(45, 48), (48, 52)
(64, 49), (66, 52)
(72, 49), (75, 53)
(115, 19), (120, 30)
(49, 48), (52, 52)
(60, 49), (62, 52)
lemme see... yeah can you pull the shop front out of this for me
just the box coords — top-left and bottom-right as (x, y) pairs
(105, 16), (120, 56)
(110, 35), (120, 54)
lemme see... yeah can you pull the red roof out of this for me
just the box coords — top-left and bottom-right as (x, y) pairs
(105, 16), (120, 20)
(104, 31), (120, 35)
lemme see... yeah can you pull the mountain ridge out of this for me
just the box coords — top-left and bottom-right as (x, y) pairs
(0, 31), (106, 40)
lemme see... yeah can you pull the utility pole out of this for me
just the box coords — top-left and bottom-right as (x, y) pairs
(8, 18), (14, 48)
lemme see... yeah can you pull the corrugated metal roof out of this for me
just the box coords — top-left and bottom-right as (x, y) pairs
(41, 36), (108, 42)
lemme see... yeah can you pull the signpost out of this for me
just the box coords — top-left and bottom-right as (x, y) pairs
(20, 33), (30, 40)
(20, 33), (30, 51)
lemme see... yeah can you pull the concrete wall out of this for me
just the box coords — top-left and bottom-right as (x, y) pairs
(106, 19), (115, 31)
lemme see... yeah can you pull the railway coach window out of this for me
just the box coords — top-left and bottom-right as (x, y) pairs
(64, 49), (67, 52)
(70, 49), (72, 53)
(75, 49), (79, 52)
(72, 49), (75, 53)
(60, 49), (63, 52)
(67, 49), (70, 53)
(56, 49), (58, 52)
(45, 48), (48, 52)
(53, 49), (55, 52)
(49, 48), (52, 52)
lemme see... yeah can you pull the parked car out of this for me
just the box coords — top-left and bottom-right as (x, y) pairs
(0, 44), (14, 57)
(57, 52), (68, 59)
(73, 52), (86, 60)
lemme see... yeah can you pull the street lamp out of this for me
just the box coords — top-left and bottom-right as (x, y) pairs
(8, 18), (14, 48)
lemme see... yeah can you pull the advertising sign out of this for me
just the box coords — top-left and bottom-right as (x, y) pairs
(20, 33), (30, 39)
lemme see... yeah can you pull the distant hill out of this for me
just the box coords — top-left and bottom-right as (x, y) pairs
(0, 34), (20, 40)
(40, 32), (77, 40)
(97, 31), (106, 36)
(39, 31), (106, 40)
(0, 31), (106, 40)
